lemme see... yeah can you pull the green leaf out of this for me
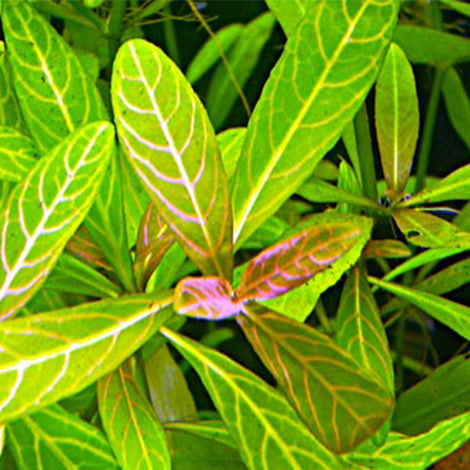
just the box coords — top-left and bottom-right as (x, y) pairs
(241, 216), (288, 251)
(2, 0), (107, 153)
(337, 160), (362, 215)
(0, 122), (114, 320)
(0, 291), (173, 423)
(369, 277), (470, 342)
(239, 304), (393, 453)
(186, 24), (243, 84)
(206, 12), (275, 130)
(345, 413), (470, 469)
(362, 240), (411, 259)
(442, 67), (470, 152)
(393, 356), (470, 435)
(113, 39), (233, 280)
(440, 0), (470, 17)
(392, 209), (470, 249)
(393, 25), (470, 65)
(0, 127), (38, 183)
(265, 0), (306, 37)
(144, 343), (197, 423)
(231, 0), (397, 246)
(84, 0), (106, 8)
(165, 421), (234, 449)
(98, 359), (171, 470)
(161, 327), (344, 469)
(150, 243), (187, 291)
(0, 426), (3, 457)
(375, 43), (419, 199)
(7, 404), (119, 470)
(216, 127), (246, 182)
(261, 213), (373, 322)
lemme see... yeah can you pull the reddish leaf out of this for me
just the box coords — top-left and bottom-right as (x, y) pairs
(362, 239), (411, 259)
(67, 226), (112, 271)
(237, 222), (363, 301)
(175, 277), (242, 320)
(134, 202), (174, 290)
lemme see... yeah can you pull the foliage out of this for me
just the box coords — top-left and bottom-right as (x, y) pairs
(0, 0), (470, 468)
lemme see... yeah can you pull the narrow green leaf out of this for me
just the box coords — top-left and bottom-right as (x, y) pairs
(345, 412), (470, 469)
(370, 277), (470, 342)
(336, 160), (362, 215)
(161, 327), (344, 470)
(165, 421), (234, 449)
(393, 25), (470, 65)
(440, 0), (470, 17)
(375, 43), (419, 199)
(336, 267), (394, 392)
(7, 404), (119, 470)
(216, 127), (246, 182)
(113, 39), (233, 280)
(239, 305), (393, 453)
(393, 209), (470, 248)
(0, 426), (3, 457)
(186, 24), (243, 84)
(442, 67), (470, 152)
(2, 0), (107, 153)
(362, 240), (411, 259)
(0, 291), (173, 422)
(150, 243), (187, 291)
(241, 216), (288, 251)
(231, 0), (397, 246)
(342, 121), (362, 186)
(206, 12), (275, 130)
(98, 359), (171, 470)
(393, 356), (470, 435)
(0, 122), (113, 320)
(144, 344), (197, 423)
(265, 0), (306, 37)
(0, 127), (38, 183)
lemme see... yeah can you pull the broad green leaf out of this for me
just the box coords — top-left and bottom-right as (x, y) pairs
(0, 43), (24, 132)
(217, 127), (246, 182)
(393, 209), (470, 249)
(336, 267), (394, 392)
(393, 25), (470, 65)
(98, 359), (171, 470)
(393, 356), (470, 435)
(113, 39), (233, 280)
(265, 0), (306, 37)
(375, 43), (419, 199)
(134, 202), (174, 291)
(362, 240), (411, 259)
(175, 276), (241, 320)
(165, 421), (234, 449)
(442, 67), (470, 152)
(440, 0), (470, 17)
(401, 164), (470, 206)
(237, 221), (365, 302)
(45, 253), (122, 299)
(239, 305), (393, 453)
(206, 12), (275, 130)
(345, 413), (470, 470)
(161, 327), (344, 469)
(2, 0), (107, 153)
(0, 127), (38, 183)
(144, 344), (197, 422)
(7, 404), (119, 470)
(261, 213), (373, 322)
(0, 122), (113, 320)
(186, 24), (244, 84)
(0, 291), (173, 422)
(369, 277), (470, 342)
(231, 0), (397, 246)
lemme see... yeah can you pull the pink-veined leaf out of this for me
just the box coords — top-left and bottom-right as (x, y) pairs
(237, 222), (363, 301)
(174, 276), (242, 320)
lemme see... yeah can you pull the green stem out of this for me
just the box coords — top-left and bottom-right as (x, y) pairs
(414, 67), (445, 193)
(162, 3), (180, 65)
(354, 104), (378, 203)
(107, 0), (128, 58)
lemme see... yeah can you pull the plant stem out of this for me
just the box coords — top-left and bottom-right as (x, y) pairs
(107, 0), (127, 57)
(354, 103), (378, 203)
(162, 3), (180, 65)
(314, 299), (333, 335)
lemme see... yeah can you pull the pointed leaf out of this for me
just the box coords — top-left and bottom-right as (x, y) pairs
(7, 404), (119, 470)
(175, 276), (241, 320)
(0, 127), (38, 183)
(362, 239), (411, 259)
(265, 0), (306, 37)
(216, 127), (246, 182)
(161, 327), (345, 469)
(231, 0), (397, 245)
(98, 359), (171, 470)
(238, 304), (393, 453)
(186, 24), (243, 84)
(0, 122), (114, 320)
(375, 43), (419, 199)
(113, 39), (233, 279)
(0, 291), (173, 422)
(2, 1), (107, 153)
(237, 220), (366, 302)
(336, 267), (394, 392)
